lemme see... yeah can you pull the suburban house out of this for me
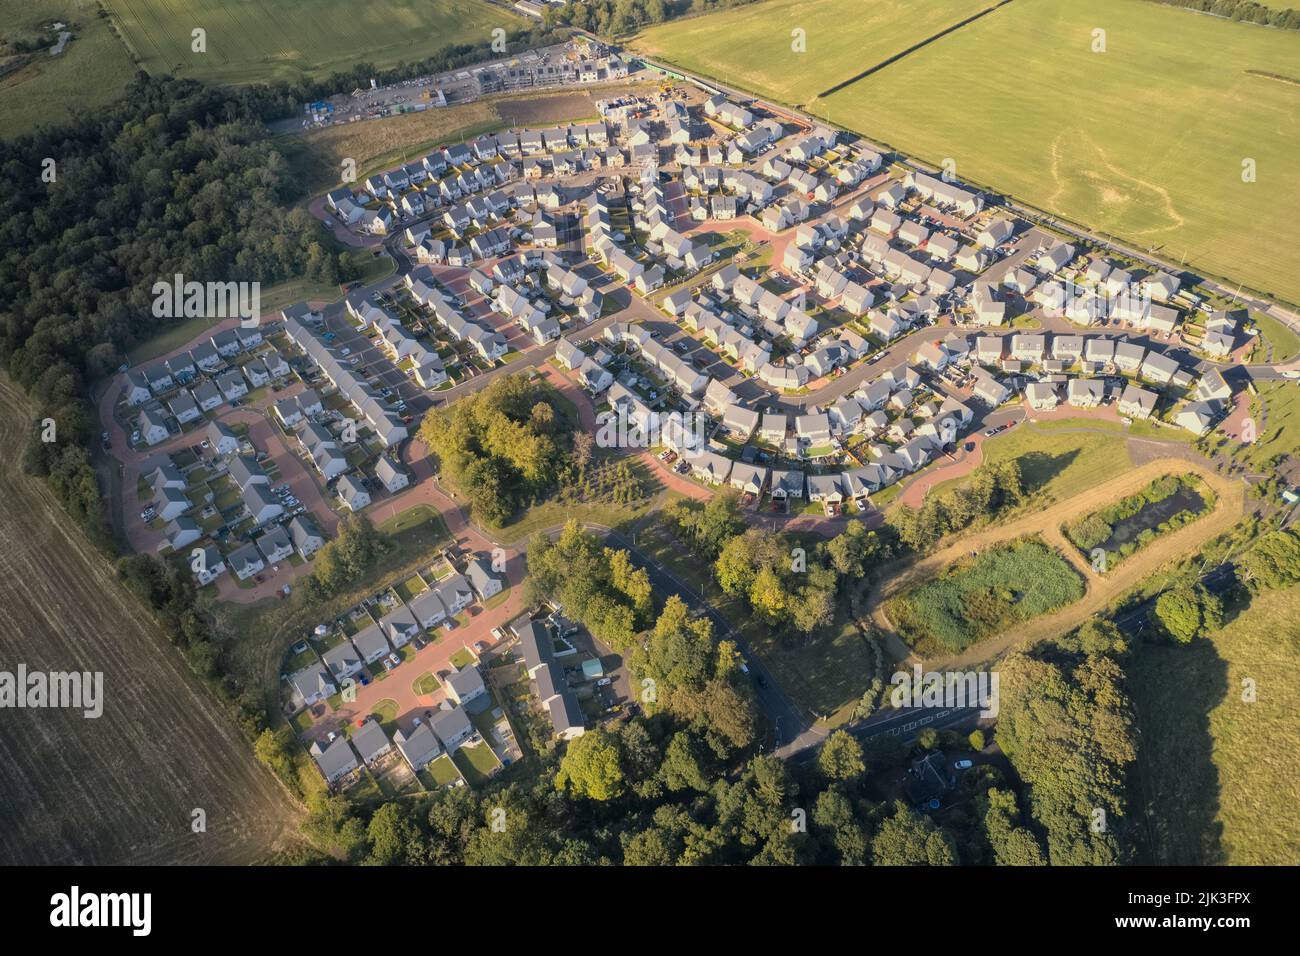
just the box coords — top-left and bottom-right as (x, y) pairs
(430, 705), (475, 753)
(446, 667), (488, 707)
(351, 718), (393, 767)
(310, 736), (359, 784)
(394, 722), (443, 773)
(466, 556), (503, 601)
(336, 474), (371, 512)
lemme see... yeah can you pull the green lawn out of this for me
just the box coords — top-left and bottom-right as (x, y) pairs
(126, 315), (220, 365)
(1127, 583), (1300, 864)
(101, 0), (520, 86)
(1236, 381), (1300, 472)
(369, 698), (399, 735)
(451, 740), (500, 786)
(423, 753), (462, 788)
(411, 671), (440, 696)
(812, 0), (1300, 304)
(1253, 312), (1300, 362)
(449, 648), (476, 670)
(929, 420), (1135, 507)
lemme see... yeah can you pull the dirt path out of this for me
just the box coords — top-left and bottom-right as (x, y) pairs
(868, 457), (1248, 670)
(0, 377), (301, 864)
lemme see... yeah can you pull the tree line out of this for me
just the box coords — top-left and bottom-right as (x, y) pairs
(3, 74), (347, 547)
(1148, 0), (1300, 30)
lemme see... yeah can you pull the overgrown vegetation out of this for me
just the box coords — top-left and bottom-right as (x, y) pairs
(1065, 473), (1213, 568)
(888, 459), (1026, 553)
(887, 538), (1085, 655)
(2, 75), (346, 546)
(525, 520), (655, 651)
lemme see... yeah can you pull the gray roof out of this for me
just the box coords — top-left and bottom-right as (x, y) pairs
(394, 722), (442, 769)
(290, 662), (334, 701)
(430, 705), (473, 746)
(546, 693), (585, 734)
(322, 640), (361, 675)
(534, 662), (563, 702)
(309, 735), (358, 779)
(465, 556), (499, 594)
(351, 622), (390, 659)
(447, 666), (485, 701)
(351, 719), (391, 763)
(519, 620), (551, 671)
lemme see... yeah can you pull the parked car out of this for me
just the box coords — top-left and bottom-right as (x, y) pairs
(954, 759), (974, 770)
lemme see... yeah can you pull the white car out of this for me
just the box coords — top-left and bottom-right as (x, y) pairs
(954, 759), (974, 770)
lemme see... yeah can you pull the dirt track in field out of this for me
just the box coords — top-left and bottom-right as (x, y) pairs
(868, 457), (1248, 670)
(0, 377), (301, 864)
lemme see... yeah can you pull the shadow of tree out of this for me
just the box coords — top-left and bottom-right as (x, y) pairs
(1126, 635), (1228, 864)
(1017, 448), (1080, 495)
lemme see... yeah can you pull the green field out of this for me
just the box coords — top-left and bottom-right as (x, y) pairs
(0, 0), (138, 138)
(634, 0), (989, 106)
(887, 537), (1085, 655)
(817, 0), (1300, 303)
(638, 0), (1300, 303)
(102, 0), (520, 86)
(1128, 584), (1300, 864)
(927, 420), (1136, 507)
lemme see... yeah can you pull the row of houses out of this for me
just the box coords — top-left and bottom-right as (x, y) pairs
(401, 268), (510, 363)
(282, 312), (410, 447)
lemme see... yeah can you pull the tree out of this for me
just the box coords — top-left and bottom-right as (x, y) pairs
(366, 802), (425, 866)
(1154, 584), (1213, 644)
(556, 727), (625, 800)
(818, 730), (865, 783)
(871, 801), (958, 865)
(660, 731), (710, 792)
(1240, 529), (1300, 591)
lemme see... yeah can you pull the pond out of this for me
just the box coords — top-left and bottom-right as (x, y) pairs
(1097, 484), (1206, 552)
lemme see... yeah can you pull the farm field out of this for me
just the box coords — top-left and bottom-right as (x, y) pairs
(1128, 583), (1300, 865)
(102, 0), (520, 86)
(0, 377), (300, 864)
(814, 0), (1300, 303)
(0, 0), (137, 139)
(633, 0), (990, 106)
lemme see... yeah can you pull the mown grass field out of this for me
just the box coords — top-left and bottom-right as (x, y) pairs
(282, 89), (612, 196)
(814, 0), (1300, 302)
(633, 0), (989, 106)
(102, 0), (520, 86)
(1128, 584), (1300, 864)
(927, 420), (1136, 507)
(0, 0), (137, 138)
